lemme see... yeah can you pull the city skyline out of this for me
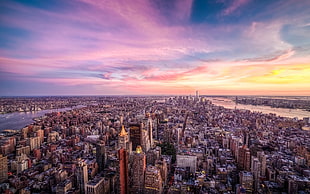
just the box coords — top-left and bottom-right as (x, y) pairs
(0, 0), (310, 96)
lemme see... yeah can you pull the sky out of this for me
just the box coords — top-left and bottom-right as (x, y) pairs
(0, 0), (310, 96)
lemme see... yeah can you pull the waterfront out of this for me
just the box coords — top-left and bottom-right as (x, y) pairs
(0, 105), (85, 131)
(208, 97), (310, 119)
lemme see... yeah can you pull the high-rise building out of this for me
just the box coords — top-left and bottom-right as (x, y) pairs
(129, 123), (142, 151)
(96, 142), (106, 172)
(251, 157), (261, 191)
(119, 148), (129, 194)
(239, 171), (253, 193)
(195, 90), (199, 99)
(0, 154), (8, 183)
(176, 154), (197, 173)
(36, 129), (44, 143)
(141, 128), (150, 152)
(155, 158), (168, 186)
(76, 159), (88, 194)
(56, 180), (72, 194)
(130, 146), (146, 194)
(163, 125), (171, 143)
(29, 136), (41, 151)
(145, 116), (154, 148)
(238, 145), (251, 171)
(118, 125), (129, 150)
(144, 165), (163, 194)
(257, 151), (266, 177)
(85, 176), (105, 194)
(245, 150), (251, 171)
(153, 115), (159, 140)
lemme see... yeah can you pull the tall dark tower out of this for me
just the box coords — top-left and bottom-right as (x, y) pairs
(96, 142), (106, 172)
(119, 148), (129, 194)
(196, 90), (199, 99)
(129, 123), (142, 150)
(130, 146), (146, 194)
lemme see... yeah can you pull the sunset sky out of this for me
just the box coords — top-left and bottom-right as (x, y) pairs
(0, 0), (310, 96)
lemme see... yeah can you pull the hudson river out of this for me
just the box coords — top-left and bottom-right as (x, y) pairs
(207, 97), (310, 119)
(0, 106), (85, 131)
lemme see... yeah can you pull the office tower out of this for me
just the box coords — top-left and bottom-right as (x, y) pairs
(36, 129), (44, 143)
(144, 165), (163, 194)
(163, 125), (171, 143)
(251, 157), (262, 191)
(0, 154), (8, 183)
(155, 158), (168, 186)
(146, 116), (154, 148)
(56, 180), (72, 194)
(130, 146), (146, 194)
(96, 142), (106, 172)
(146, 147), (161, 165)
(29, 136), (41, 151)
(85, 176), (105, 194)
(76, 160), (88, 193)
(141, 128), (150, 152)
(238, 145), (251, 171)
(245, 150), (251, 171)
(119, 148), (129, 194)
(153, 115), (159, 140)
(129, 123), (142, 151)
(239, 171), (253, 193)
(257, 151), (266, 177)
(118, 125), (129, 150)
(195, 90), (199, 99)
(176, 154), (197, 173)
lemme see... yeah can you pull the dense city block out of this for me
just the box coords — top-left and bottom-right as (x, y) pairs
(0, 96), (309, 194)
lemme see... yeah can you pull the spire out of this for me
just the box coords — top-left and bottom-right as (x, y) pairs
(136, 145), (142, 154)
(119, 125), (128, 137)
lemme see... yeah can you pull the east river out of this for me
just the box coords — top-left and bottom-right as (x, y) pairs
(207, 97), (310, 119)
(0, 106), (85, 131)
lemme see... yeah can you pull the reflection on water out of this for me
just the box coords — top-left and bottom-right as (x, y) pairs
(207, 97), (310, 119)
(0, 105), (85, 131)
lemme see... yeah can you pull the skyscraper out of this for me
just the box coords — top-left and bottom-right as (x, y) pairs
(238, 145), (251, 171)
(129, 123), (142, 151)
(0, 154), (8, 183)
(251, 157), (261, 191)
(96, 142), (106, 172)
(130, 146), (146, 194)
(141, 128), (151, 152)
(176, 154), (197, 173)
(85, 176), (105, 194)
(155, 158), (168, 186)
(118, 125), (129, 150)
(119, 148), (129, 194)
(257, 151), (267, 177)
(144, 165), (163, 194)
(145, 115), (154, 148)
(239, 171), (253, 193)
(76, 159), (88, 193)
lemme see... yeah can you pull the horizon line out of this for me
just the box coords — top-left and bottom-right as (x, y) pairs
(1, 94), (310, 98)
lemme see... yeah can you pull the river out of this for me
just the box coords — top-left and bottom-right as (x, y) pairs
(207, 97), (310, 119)
(0, 105), (85, 131)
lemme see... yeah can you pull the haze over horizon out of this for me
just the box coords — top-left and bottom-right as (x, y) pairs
(0, 0), (310, 96)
